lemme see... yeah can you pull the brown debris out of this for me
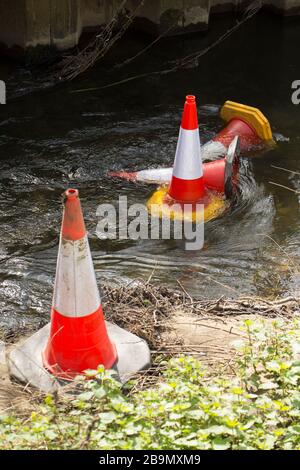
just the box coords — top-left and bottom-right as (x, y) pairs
(102, 282), (184, 349)
(103, 282), (299, 351)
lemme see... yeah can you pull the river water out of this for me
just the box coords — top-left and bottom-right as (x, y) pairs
(0, 14), (299, 333)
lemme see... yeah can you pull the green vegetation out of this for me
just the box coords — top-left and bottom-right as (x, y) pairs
(1, 319), (300, 450)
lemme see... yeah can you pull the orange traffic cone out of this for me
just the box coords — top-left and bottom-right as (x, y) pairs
(213, 117), (261, 152)
(42, 188), (117, 379)
(147, 95), (226, 223)
(168, 95), (205, 203)
(203, 141), (239, 195)
(211, 100), (274, 153)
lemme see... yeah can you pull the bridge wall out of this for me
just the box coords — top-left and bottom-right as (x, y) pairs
(0, 0), (299, 54)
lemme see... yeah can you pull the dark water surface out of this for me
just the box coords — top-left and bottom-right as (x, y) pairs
(0, 14), (299, 332)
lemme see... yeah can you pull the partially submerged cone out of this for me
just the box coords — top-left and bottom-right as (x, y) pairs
(168, 95), (205, 203)
(147, 95), (226, 223)
(205, 100), (275, 156)
(108, 100), (273, 188)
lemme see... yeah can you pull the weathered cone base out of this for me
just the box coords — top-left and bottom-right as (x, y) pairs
(8, 322), (150, 393)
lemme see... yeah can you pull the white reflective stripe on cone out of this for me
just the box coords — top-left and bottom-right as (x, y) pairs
(173, 128), (202, 180)
(137, 167), (173, 183)
(202, 140), (227, 161)
(53, 235), (101, 318)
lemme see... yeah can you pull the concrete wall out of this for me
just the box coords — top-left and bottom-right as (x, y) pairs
(80, 0), (124, 30)
(50, 0), (81, 50)
(211, 0), (300, 14)
(265, 0), (300, 14)
(210, 0), (238, 12)
(130, 0), (210, 34)
(24, 0), (51, 48)
(0, 0), (27, 49)
(80, 0), (210, 35)
(0, 0), (81, 50)
(0, 0), (300, 54)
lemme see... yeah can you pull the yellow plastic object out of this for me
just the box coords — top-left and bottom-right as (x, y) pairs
(220, 101), (274, 142)
(146, 186), (227, 223)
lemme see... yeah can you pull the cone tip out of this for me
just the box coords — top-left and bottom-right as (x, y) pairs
(62, 188), (86, 240)
(65, 188), (79, 200)
(186, 95), (196, 103)
(181, 95), (198, 130)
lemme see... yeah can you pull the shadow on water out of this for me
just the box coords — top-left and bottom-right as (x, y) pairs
(0, 13), (299, 332)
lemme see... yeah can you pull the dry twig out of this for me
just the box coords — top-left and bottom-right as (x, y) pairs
(57, 0), (144, 82)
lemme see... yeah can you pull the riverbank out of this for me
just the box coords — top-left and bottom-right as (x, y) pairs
(1, 285), (300, 449)
(1, 282), (299, 416)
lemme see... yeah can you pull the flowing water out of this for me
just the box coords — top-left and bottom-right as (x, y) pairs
(0, 14), (299, 333)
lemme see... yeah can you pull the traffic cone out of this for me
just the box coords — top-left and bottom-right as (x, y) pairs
(108, 101), (273, 189)
(213, 101), (274, 152)
(202, 100), (274, 157)
(168, 95), (205, 203)
(42, 188), (117, 379)
(212, 117), (261, 153)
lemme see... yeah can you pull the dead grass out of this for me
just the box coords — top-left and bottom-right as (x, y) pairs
(101, 281), (299, 392)
(102, 282), (185, 349)
(103, 282), (299, 350)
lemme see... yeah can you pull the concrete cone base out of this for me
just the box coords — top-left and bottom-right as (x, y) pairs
(7, 322), (151, 393)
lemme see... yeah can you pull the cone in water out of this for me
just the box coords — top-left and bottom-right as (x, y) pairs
(213, 100), (274, 153)
(168, 95), (205, 203)
(147, 95), (227, 223)
(43, 188), (117, 379)
(213, 117), (261, 153)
